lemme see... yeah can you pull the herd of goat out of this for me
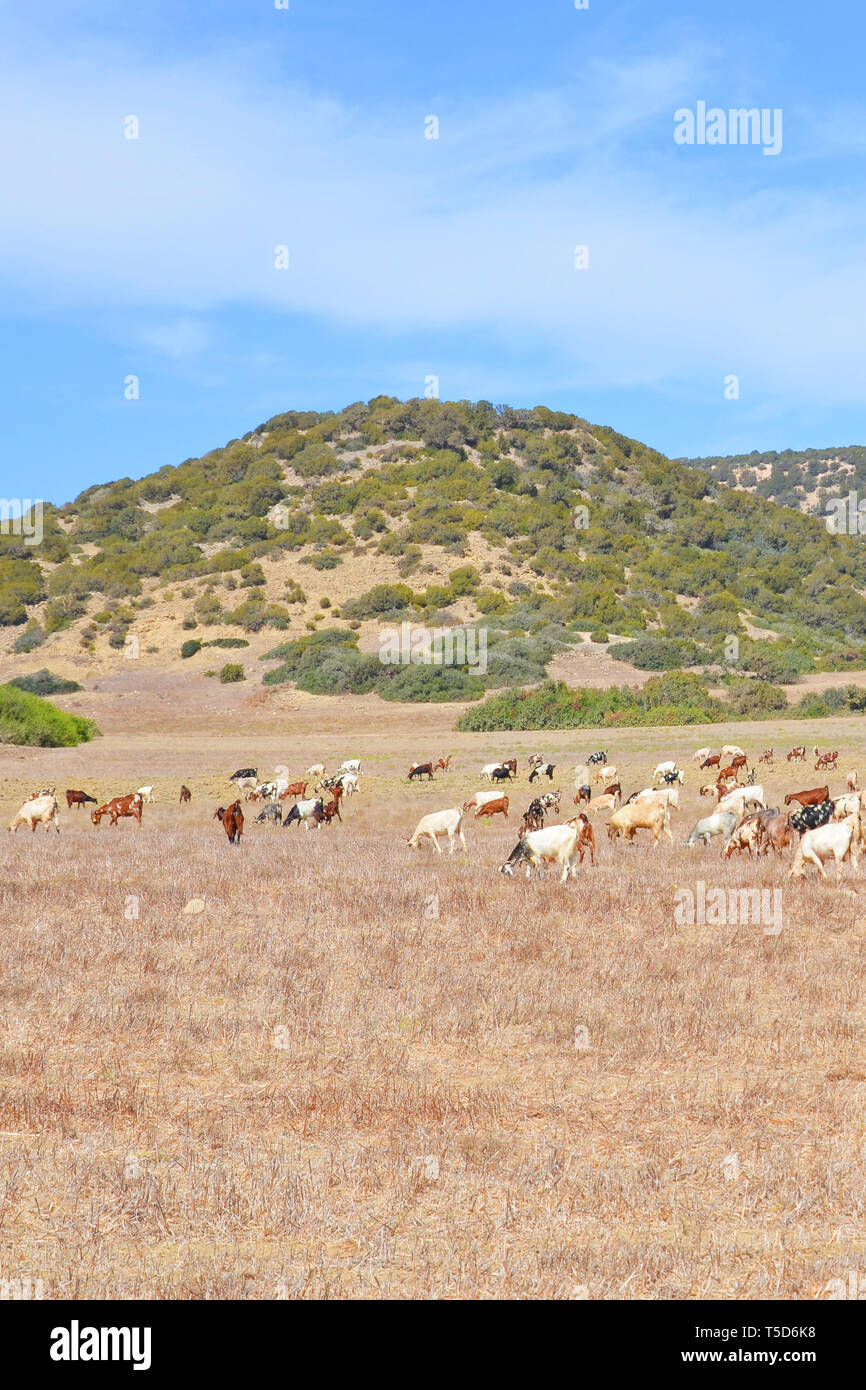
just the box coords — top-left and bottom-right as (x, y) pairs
(7, 742), (864, 884)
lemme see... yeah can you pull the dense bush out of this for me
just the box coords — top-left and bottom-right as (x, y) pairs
(219, 663), (245, 683)
(12, 626), (46, 653)
(609, 636), (704, 670)
(8, 669), (83, 696)
(457, 677), (727, 731)
(0, 684), (100, 746)
(180, 639), (202, 658)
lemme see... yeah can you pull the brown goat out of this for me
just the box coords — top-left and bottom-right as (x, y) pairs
(784, 785), (829, 809)
(221, 800), (244, 844)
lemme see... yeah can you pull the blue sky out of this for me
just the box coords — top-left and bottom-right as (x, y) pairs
(1, 0), (865, 504)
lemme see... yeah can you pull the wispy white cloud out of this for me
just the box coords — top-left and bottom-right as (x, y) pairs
(1, 36), (865, 408)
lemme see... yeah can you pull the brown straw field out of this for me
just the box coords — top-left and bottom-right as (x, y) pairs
(0, 681), (864, 1299)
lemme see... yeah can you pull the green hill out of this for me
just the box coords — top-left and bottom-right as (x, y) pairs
(680, 444), (866, 517)
(5, 398), (866, 699)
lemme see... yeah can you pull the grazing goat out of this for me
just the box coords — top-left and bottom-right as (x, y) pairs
(787, 746), (807, 762)
(230, 768), (257, 793)
(700, 753), (721, 769)
(528, 753), (545, 769)
(283, 797), (325, 830)
(463, 788), (508, 815)
(65, 789), (96, 810)
(789, 814), (860, 880)
(789, 801), (835, 836)
(475, 795), (509, 820)
(815, 749), (839, 771)
(607, 802), (671, 843)
(279, 780), (308, 800)
(832, 793), (862, 820)
(255, 802), (283, 825)
(9, 793), (60, 834)
(320, 787), (343, 825)
(433, 756), (452, 772)
(784, 785), (829, 809)
(652, 761), (678, 783)
(518, 798), (547, 835)
(692, 746), (712, 763)
(587, 751), (607, 766)
(685, 810), (738, 847)
(501, 824), (581, 882)
(595, 763), (617, 785)
(564, 812), (596, 865)
(847, 771), (859, 792)
(717, 786), (765, 819)
(635, 786), (679, 810)
(721, 745), (745, 759)
(91, 793), (143, 827)
(407, 808), (467, 854)
(722, 810), (780, 858)
(573, 785), (591, 806)
(758, 748), (774, 765)
(757, 813), (795, 856)
(528, 762), (556, 783)
(136, 786), (155, 805)
(587, 793), (618, 816)
(179, 784), (192, 803)
(408, 762), (435, 781)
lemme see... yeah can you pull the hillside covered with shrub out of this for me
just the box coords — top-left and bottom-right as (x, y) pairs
(5, 398), (866, 705)
(681, 444), (866, 517)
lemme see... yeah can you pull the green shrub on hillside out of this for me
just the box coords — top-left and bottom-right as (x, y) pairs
(456, 676), (726, 731)
(0, 684), (100, 746)
(609, 636), (704, 670)
(8, 669), (83, 696)
(12, 626), (46, 653)
(342, 583), (416, 619)
(219, 663), (245, 683)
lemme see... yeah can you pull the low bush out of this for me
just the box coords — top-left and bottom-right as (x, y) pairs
(219, 663), (245, 683)
(0, 684), (100, 746)
(8, 669), (83, 696)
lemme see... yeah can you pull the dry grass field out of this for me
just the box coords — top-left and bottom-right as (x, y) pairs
(1, 676), (865, 1299)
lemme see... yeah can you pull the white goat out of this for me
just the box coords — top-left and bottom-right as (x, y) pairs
(408, 808), (467, 854)
(500, 824), (580, 883)
(790, 814), (861, 880)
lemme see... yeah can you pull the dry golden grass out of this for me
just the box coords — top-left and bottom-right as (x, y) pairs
(1, 689), (865, 1299)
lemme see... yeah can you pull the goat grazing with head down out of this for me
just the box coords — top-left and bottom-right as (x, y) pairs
(407, 808), (467, 854)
